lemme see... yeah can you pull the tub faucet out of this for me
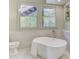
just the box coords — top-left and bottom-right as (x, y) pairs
(52, 29), (56, 38)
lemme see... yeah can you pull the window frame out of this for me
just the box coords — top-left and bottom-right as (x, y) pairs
(17, 2), (57, 30)
(42, 6), (57, 29)
(18, 3), (41, 30)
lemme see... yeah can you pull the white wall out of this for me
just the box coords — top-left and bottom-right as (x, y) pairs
(9, 0), (64, 49)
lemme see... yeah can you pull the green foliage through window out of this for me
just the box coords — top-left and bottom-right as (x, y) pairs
(18, 5), (56, 29)
(43, 8), (56, 28)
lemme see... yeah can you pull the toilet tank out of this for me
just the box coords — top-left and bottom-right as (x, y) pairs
(64, 30), (70, 51)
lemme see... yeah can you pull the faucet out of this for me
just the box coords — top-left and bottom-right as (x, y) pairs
(52, 29), (56, 38)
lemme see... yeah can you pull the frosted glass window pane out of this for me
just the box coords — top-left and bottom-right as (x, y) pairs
(43, 8), (56, 28)
(44, 8), (55, 16)
(43, 17), (56, 27)
(19, 5), (37, 28)
(20, 16), (37, 28)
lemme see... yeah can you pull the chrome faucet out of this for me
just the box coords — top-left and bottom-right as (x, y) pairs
(52, 29), (56, 38)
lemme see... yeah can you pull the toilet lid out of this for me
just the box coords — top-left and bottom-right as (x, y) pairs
(33, 37), (67, 47)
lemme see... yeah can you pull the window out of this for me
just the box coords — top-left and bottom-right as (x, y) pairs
(18, 5), (56, 29)
(19, 5), (37, 28)
(43, 8), (56, 28)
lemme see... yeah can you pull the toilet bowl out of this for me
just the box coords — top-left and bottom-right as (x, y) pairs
(9, 41), (20, 54)
(31, 37), (67, 59)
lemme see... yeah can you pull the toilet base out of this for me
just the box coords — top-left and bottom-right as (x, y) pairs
(10, 48), (18, 55)
(9, 42), (20, 55)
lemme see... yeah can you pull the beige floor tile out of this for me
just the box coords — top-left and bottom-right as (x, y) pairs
(9, 48), (69, 59)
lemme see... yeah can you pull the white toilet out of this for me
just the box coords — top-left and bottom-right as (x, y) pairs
(9, 41), (20, 54)
(31, 37), (67, 59)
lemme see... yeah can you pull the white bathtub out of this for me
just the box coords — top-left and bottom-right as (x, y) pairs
(31, 37), (67, 59)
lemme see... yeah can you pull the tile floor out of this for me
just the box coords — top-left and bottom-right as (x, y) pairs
(9, 48), (70, 59)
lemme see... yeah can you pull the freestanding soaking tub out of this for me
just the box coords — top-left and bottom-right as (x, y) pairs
(31, 37), (67, 59)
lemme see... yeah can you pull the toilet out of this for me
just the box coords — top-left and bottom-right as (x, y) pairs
(31, 37), (67, 59)
(9, 41), (20, 54)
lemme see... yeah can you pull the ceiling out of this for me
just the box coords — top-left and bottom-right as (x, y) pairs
(46, 0), (69, 5)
